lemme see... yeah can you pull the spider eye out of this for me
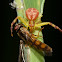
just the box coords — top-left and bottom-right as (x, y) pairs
(26, 8), (39, 21)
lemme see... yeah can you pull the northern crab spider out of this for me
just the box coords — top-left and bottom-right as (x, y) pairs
(11, 8), (62, 37)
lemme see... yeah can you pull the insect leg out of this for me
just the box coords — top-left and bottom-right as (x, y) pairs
(36, 27), (44, 38)
(16, 16), (28, 27)
(35, 22), (62, 32)
(31, 27), (44, 38)
(11, 16), (28, 37)
(11, 17), (18, 37)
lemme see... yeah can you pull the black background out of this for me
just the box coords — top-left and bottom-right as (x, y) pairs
(3, 0), (62, 62)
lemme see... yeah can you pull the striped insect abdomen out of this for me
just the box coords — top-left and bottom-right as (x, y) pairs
(27, 35), (52, 56)
(16, 26), (52, 56)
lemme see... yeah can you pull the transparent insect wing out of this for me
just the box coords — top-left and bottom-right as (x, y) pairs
(18, 40), (26, 62)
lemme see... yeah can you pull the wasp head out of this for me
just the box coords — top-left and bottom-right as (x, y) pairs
(14, 23), (23, 31)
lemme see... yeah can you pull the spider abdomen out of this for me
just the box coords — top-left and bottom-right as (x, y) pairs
(26, 8), (39, 21)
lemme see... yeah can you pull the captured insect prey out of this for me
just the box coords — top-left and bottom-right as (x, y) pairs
(13, 23), (52, 56)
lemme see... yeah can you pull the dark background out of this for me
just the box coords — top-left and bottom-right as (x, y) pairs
(3, 0), (62, 62)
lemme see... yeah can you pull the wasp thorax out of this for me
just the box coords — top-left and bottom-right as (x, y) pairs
(26, 8), (39, 21)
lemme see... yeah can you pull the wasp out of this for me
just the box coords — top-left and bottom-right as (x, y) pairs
(12, 23), (52, 56)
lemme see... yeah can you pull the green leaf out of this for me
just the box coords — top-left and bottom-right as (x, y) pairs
(23, 0), (45, 62)
(14, 0), (45, 62)
(24, 0), (45, 14)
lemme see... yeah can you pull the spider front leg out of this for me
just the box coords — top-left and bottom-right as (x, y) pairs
(30, 27), (44, 39)
(35, 22), (62, 32)
(11, 16), (28, 37)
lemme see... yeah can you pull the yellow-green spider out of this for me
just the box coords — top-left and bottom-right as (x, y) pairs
(11, 8), (62, 37)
